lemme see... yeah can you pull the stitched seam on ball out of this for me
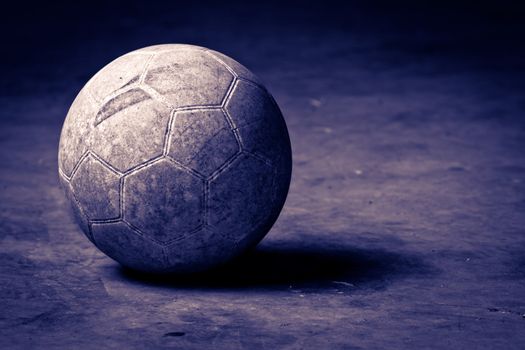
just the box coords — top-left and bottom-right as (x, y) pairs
(161, 246), (169, 268)
(70, 152), (122, 222)
(58, 167), (71, 183)
(163, 156), (205, 179)
(68, 183), (95, 244)
(139, 84), (173, 107)
(207, 152), (243, 182)
(204, 50), (271, 94)
(242, 150), (273, 167)
(181, 126), (235, 167)
(121, 156), (167, 224)
(122, 219), (146, 237)
(159, 224), (205, 248)
(121, 176), (127, 222)
(165, 107), (236, 177)
(69, 150), (91, 181)
(123, 155), (165, 176)
(200, 180), (206, 228)
(86, 223), (98, 247)
(163, 109), (177, 156)
(172, 108), (224, 129)
(203, 180), (210, 226)
(221, 76), (237, 108)
(121, 220), (174, 247)
(89, 151), (124, 176)
(122, 218), (204, 246)
(204, 50), (238, 78)
(237, 77), (269, 94)
(220, 79), (243, 153)
(172, 105), (223, 112)
(221, 81), (245, 153)
(118, 176), (124, 220)
(221, 79), (239, 119)
(139, 53), (156, 84)
(90, 218), (121, 225)
(226, 118), (243, 152)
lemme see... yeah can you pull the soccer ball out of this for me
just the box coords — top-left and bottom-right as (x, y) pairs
(58, 44), (292, 273)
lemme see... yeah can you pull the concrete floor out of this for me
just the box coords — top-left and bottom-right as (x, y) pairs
(1, 1), (525, 349)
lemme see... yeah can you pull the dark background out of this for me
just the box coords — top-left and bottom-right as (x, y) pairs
(1, 1), (525, 348)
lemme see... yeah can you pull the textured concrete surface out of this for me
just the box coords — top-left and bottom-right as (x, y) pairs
(1, 1), (525, 349)
(58, 45), (292, 272)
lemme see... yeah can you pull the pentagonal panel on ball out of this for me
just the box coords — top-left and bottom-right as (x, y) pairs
(225, 80), (292, 171)
(208, 154), (275, 242)
(91, 97), (171, 172)
(70, 154), (120, 221)
(124, 159), (204, 244)
(167, 109), (239, 176)
(143, 48), (234, 108)
(91, 221), (166, 272)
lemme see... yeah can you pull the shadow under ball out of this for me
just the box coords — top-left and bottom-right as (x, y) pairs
(58, 44), (292, 273)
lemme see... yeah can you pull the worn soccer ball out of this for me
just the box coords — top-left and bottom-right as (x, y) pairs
(58, 44), (292, 273)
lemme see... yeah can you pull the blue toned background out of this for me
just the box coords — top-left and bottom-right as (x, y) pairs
(1, 1), (525, 348)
